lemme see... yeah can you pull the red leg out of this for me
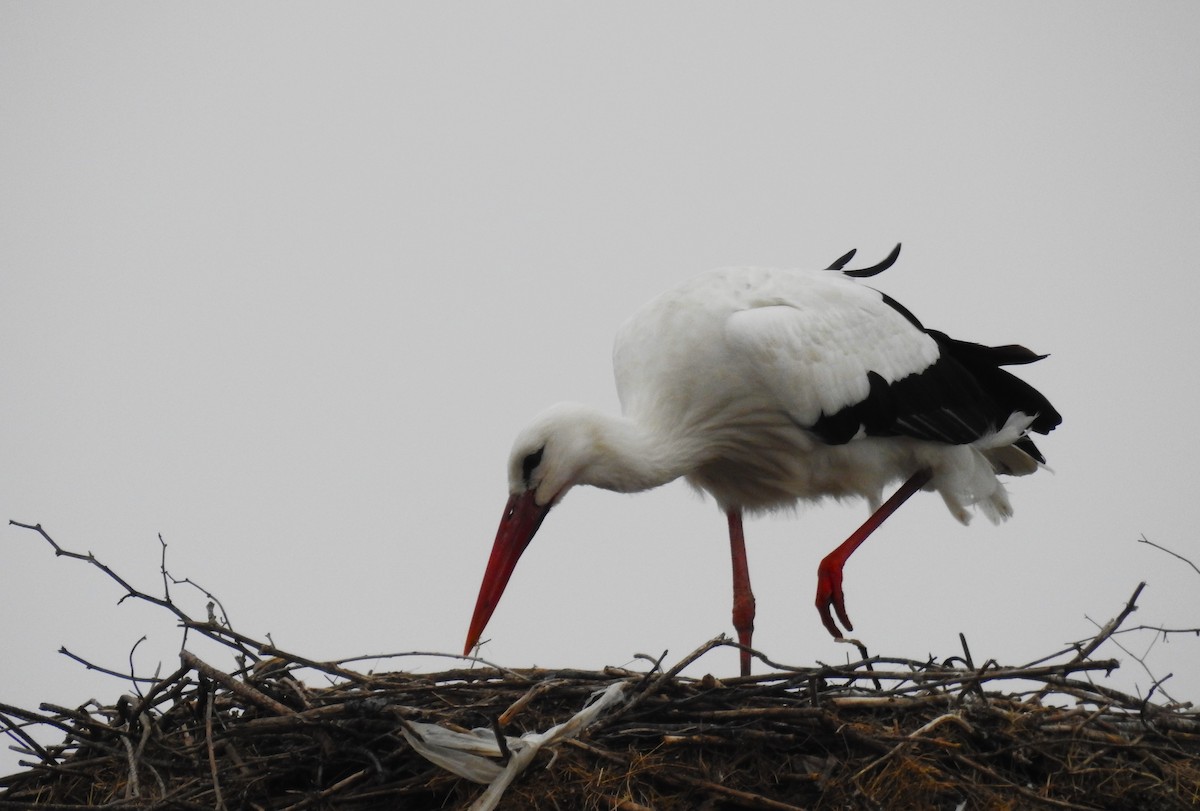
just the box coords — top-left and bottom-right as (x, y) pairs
(727, 508), (756, 676)
(816, 469), (933, 638)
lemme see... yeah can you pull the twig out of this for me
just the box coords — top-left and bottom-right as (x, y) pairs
(1082, 614), (1179, 706)
(958, 632), (975, 670)
(277, 769), (370, 811)
(852, 710), (976, 782)
(127, 637), (149, 700)
(331, 649), (529, 680)
(119, 732), (140, 799)
(658, 771), (809, 811)
(612, 635), (730, 721)
(950, 752), (1104, 811)
(180, 651), (296, 718)
(498, 679), (567, 727)
(0, 703), (82, 739)
(204, 680), (226, 811)
(56, 647), (161, 685)
(1070, 582), (1146, 664)
(10, 521), (174, 613)
(0, 710), (55, 766)
(1137, 534), (1200, 577)
(490, 717), (511, 764)
(1112, 624), (1200, 637)
(632, 650), (668, 691)
(10, 521), (260, 661)
(160, 533), (234, 628)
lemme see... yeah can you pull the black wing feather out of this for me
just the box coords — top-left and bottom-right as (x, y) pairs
(826, 248), (858, 271)
(842, 243), (902, 278)
(811, 246), (1061, 455)
(811, 330), (1060, 451)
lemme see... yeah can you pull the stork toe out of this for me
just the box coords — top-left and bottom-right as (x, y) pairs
(815, 556), (853, 639)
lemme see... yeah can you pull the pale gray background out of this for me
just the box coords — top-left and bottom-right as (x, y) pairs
(3, 4), (1199, 774)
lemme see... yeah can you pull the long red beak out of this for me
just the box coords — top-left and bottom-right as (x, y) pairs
(463, 490), (552, 655)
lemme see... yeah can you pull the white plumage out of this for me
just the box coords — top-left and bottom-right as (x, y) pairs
(465, 246), (1059, 674)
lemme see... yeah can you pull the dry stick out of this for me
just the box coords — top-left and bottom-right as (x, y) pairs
(119, 733), (140, 800)
(180, 623), (271, 665)
(182, 621), (404, 686)
(10, 521), (173, 612)
(955, 659), (998, 706)
(657, 771), (809, 811)
(1112, 623), (1200, 636)
(498, 679), (567, 727)
(204, 682), (227, 811)
(799, 660), (1119, 694)
(850, 710), (976, 782)
(56, 647), (161, 685)
(277, 769), (370, 811)
(332, 649), (526, 679)
(10, 521), (260, 662)
(36, 703), (120, 738)
(126, 636), (149, 701)
(131, 711), (165, 800)
(0, 703), (110, 757)
(159, 533), (233, 628)
(256, 641), (373, 685)
(131, 664), (192, 716)
(949, 752), (1104, 811)
(180, 651), (296, 718)
(571, 739), (807, 811)
(1083, 613), (1179, 705)
(958, 632), (975, 670)
(612, 635), (730, 721)
(1137, 534), (1200, 577)
(632, 650), (669, 691)
(0, 709), (56, 766)
(1071, 582), (1146, 665)
(0, 802), (149, 810)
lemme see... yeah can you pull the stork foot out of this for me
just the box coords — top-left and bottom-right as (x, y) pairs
(815, 553), (853, 638)
(813, 469), (933, 639)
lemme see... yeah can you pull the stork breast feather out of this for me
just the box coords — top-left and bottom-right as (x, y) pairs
(725, 299), (939, 428)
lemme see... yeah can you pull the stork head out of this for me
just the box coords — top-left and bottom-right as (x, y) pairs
(462, 404), (599, 656)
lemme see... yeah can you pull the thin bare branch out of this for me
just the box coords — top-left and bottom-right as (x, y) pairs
(57, 647), (161, 685)
(1137, 533), (1200, 577)
(1070, 581), (1146, 664)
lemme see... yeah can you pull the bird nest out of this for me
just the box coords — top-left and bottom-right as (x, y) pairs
(2, 524), (1199, 810)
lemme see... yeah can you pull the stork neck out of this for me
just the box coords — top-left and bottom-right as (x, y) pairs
(583, 412), (698, 494)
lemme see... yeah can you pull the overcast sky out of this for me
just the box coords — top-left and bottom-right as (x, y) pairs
(3, 4), (1199, 774)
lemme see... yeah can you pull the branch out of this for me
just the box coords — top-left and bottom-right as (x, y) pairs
(10, 520), (264, 662)
(1137, 534), (1200, 577)
(1082, 613), (1179, 705)
(1070, 581), (1145, 664)
(180, 650), (296, 718)
(159, 533), (234, 628)
(10, 521), (175, 614)
(1114, 623), (1200, 637)
(58, 646), (161, 685)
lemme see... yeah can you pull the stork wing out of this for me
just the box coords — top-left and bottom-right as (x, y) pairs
(724, 284), (1025, 448)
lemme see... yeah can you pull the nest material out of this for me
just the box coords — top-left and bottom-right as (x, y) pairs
(2, 637), (1199, 811)
(3, 525), (1199, 809)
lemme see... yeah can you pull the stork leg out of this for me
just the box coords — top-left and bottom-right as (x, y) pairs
(726, 508), (756, 676)
(816, 468), (933, 638)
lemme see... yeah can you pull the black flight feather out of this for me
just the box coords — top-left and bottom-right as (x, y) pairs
(841, 243), (902, 278)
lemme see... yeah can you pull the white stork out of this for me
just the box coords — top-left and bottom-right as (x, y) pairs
(464, 245), (1060, 675)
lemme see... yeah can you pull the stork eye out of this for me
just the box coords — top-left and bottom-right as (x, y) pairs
(521, 446), (545, 486)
